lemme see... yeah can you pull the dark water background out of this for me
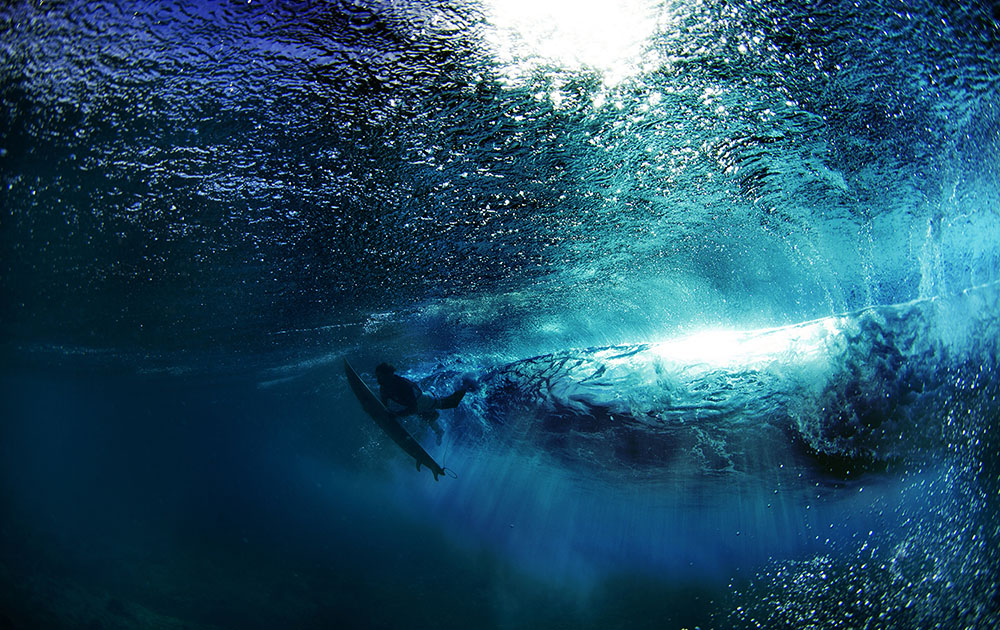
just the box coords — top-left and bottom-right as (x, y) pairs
(2, 0), (999, 627)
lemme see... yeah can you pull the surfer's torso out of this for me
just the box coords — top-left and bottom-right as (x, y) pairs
(379, 373), (421, 413)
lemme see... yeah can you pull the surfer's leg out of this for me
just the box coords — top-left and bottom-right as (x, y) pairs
(420, 410), (444, 444)
(416, 393), (437, 412)
(438, 389), (466, 409)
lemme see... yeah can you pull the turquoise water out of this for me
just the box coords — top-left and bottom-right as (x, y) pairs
(2, 0), (999, 627)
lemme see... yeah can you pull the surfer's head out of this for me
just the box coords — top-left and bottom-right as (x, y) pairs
(375, 362), (395, 383)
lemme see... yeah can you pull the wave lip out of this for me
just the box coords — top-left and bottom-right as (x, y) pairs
(448, 283), (1000, 481)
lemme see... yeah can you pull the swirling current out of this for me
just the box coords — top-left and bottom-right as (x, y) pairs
(1, 0), (999, 628)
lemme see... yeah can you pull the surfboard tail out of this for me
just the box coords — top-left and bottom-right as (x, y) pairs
(420, 457), (444, 481)
(416, 457), (445, 481)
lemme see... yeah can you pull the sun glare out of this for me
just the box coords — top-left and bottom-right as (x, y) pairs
(653, 317), (846, 371)
(482, 0), (660, 90)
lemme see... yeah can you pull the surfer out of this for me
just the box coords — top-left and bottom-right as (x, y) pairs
(375, 363), (465, 444)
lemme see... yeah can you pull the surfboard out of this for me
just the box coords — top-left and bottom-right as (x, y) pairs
(343, 360), (448, 481)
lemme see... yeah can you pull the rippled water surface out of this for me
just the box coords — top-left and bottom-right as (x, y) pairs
(2, 0), (999, 628)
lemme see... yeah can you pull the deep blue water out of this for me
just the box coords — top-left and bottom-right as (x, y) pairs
(2, 0), (999, 628)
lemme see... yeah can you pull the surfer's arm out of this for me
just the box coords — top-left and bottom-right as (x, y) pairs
(396, 400), (418, 415)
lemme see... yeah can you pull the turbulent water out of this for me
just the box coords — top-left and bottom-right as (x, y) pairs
(2, 0), (999, 628)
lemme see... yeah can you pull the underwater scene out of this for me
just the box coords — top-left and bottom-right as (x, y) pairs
(2, 0), (999, 628)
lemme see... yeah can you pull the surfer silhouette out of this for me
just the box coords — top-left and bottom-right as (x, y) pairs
(375, 363), (465, 444)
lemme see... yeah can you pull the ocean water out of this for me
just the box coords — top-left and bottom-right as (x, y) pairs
(2, 0), (999, 628)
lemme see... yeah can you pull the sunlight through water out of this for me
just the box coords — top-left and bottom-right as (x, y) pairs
(482, 0), (661, 91)
(651, 316), (846, 372)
